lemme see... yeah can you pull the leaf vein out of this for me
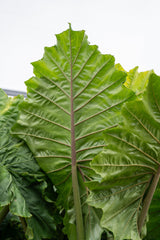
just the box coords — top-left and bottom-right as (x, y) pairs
(72, 31), (85, 66)
(74, 77), (123, 112)
(125, 106), (160, 144)
(76, 145), (106, 153)
(92, 163), (156, 172)
(36, 155), (71, 159)
(73, 56), (113, 99)
(93, 180), (149, 202)
(75, 125), (117, 141)
(45, 51), (70, 82)
(72, 48), (97, 82)
(107, 133), (160, 166)
(13, 132), (71, 147)
(75, 100), (127, 126)
(47, 163), (71, 173)
(23, 109), (71, 131)
(28, 87), (70, 116)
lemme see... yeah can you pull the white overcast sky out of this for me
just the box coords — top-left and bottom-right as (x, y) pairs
(1, 0), (160, 91)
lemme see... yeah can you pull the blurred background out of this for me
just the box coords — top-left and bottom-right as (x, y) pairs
(1, 0), (160, 92)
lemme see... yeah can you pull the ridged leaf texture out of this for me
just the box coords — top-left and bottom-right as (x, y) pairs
(0, 89), (56, 239)
(87, 73), (160, 240)
(12, 26), (134, 239)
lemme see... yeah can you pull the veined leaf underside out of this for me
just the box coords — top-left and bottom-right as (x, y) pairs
(88, 74), (160, 239)
(13, 28), (133, 184)
(12, 26), (135, 240)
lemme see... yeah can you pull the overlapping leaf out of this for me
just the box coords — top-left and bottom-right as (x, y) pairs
(0, 89), (56, 239)
(12, 26), (134, 239)
(124, 66), (153, 96)
(87, 73), (160, 240)
(115, 64), (153, 96)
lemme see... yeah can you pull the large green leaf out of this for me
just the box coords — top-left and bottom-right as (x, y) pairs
(0, 89), (56, 239)
(87, 73), (160, 240)
(12, 25), (134, 239)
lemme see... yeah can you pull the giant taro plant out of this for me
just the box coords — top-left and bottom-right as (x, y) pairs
(12, 25), (134, 240)
(10, 25), (160, 240)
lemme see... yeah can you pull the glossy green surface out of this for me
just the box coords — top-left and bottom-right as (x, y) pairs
(88, 74), (160, 240)
(12, 26), (134, 239)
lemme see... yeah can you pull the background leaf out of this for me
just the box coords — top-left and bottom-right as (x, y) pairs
(0, 89), (56, 239)
(115, 64), (153, 97)
(87, 73), (160, 240)
(124, 66), (153, 96)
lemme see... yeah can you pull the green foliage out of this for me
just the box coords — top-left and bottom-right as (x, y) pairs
(12, 26), (134, 239)
(0, 89), (57, 239)
(88, 73), (160, 239)
(0, 26), (159, 240)
(124, 66), (153, 96)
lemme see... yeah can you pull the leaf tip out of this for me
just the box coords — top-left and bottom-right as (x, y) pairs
(68, 22), (72, 30)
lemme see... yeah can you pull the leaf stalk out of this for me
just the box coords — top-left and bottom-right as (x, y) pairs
(138, 165), (160, 234)
(72, 165), (85, 240)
